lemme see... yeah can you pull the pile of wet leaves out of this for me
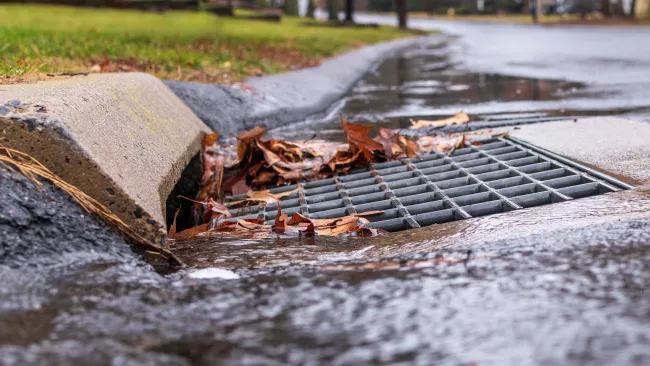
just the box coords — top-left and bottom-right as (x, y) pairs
(169, 113), (508, 242)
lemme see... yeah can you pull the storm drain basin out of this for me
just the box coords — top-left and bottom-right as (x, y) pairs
(227, 137), (633, 232)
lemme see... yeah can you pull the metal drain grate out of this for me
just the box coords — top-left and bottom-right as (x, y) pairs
(226, 137), (633, 232)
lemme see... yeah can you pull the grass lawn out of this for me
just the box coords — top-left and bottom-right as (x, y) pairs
(0, 5), (419, 84)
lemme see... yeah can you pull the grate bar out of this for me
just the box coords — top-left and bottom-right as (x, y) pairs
(470, 145), (574, 202)
(440, 155), (523, 211)
(507, 136), (635, 190)
(402, 159), (472, 220)
(369, 165), (421, 230)
(501, 137), (622, 193)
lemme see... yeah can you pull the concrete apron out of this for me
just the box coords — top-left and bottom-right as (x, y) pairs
(0, 73), (212, 242)
(510, 117), (650, 186)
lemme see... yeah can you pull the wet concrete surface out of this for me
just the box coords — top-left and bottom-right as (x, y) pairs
(5, 23), (650, 365)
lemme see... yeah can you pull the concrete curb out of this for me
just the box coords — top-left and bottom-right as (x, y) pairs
(0, 73), (212, 241)
(165, 35), (446, 136)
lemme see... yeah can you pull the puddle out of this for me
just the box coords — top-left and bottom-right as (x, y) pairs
(271, 41), (650, 143)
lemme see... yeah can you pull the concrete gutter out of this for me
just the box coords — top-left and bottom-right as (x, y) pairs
(0, 73), (212, 242)
(165, 35), (445, 136)
(510, 117), (650, 186)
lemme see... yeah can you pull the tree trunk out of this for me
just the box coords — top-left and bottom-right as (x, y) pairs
(345, 0), (354, 21)
(427, 0), (437, 15)
(307, 0), (315, 18)
(327, 0), (338, 20)
(396, 0), (407, 29)
(602, 0), (611, 16)
(283, 0), (299, 15)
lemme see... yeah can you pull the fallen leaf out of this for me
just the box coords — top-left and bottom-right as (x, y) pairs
(205, 133), (220, 147)
(355, 210), (384, 217)
(179, 196), (232, 224)
(168, 209), (180, 237)
(374, 128), (419, 160)
(409, 111), (470, 129)
(227, 188), (298, 206)
(169, 223), (210, 241)
(251, 170), (277, 186)
(341, 118), (383, 160)
(273, 205), (287, 233)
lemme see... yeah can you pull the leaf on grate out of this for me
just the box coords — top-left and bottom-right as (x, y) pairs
(409, 111), (470, 129)
(341, 118), (384, 161)
(286, 212), (381, 237)
(416, 128), (511, 155)
(321, 149), (363, 174)
(273, 205), (288, 233)
(179, 195), (231, 224)
(374, 128), (419, 160)
(170, 222), (211, 241)
(355, 210), (384, 217)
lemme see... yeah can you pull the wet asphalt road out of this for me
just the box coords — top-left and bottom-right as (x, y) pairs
(272, 19), (650, 142)
(4, 22), (650, 366)
(357, 15), (650, 85)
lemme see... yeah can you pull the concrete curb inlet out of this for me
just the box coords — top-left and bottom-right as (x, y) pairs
(0, 73), (212, 242)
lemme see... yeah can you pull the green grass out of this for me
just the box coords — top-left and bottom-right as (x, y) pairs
(0, 4), (417, 83)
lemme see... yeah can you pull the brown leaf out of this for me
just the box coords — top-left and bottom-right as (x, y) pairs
(195, 133), (225, 219)
(315, 216), (359, 236)
(205, 197), (232, 221)
(287, 212), (313, 226)
(269, 140), (303, 162)
(409, 111), (470, 129)
(179, 196), (231, 224)
(355, 210), (384, 217)
(168, 209), (180, 237)
(341, 118), (383, 160)
(454, 134), (466, 149)
(322, 149), (363, 173)
(236, 219), (269, 231)
(255, 139), (283, 167)
(273, 205), (287, 233)
(237, 126), (267, 165)
(227, 188), (298, 206)
(169, 223), (210, 241)
(251, 170), (277, 186)
(204, 133), (220, 147)
(374, 128), (419, 160)
(286, 212), (381, 237)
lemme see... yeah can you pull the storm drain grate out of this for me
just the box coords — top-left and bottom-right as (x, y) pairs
(226, 137), (633, 232)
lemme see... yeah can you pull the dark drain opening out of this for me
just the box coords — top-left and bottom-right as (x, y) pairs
(165, 153), (202, 232)
(226, 137), (633, 232)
